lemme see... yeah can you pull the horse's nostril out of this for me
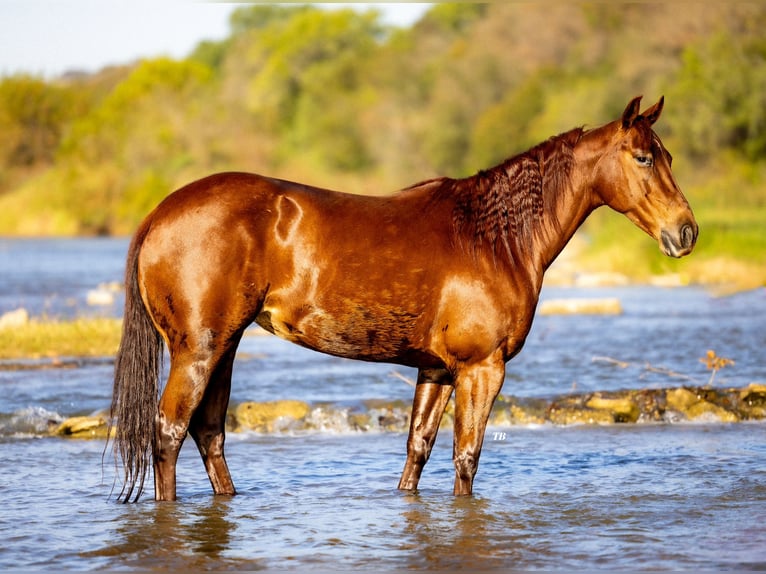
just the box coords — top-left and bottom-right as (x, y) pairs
(680, 224), (696, 248)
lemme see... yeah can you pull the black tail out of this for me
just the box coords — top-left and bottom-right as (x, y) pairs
(109, 223), (163, 503)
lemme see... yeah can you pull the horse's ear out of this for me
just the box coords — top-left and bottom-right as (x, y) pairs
(642, 96), (664, 125)
(621, 96), (643, 130)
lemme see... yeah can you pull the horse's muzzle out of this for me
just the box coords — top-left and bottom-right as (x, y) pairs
(660, 222), (698, 258)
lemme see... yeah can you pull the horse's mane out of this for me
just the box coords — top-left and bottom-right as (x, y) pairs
(449, 127), (584, 264)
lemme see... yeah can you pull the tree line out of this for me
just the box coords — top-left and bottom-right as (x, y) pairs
(0, 3), (763, 281)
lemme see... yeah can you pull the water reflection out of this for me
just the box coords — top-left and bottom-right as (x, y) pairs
(82, 497), (250, 570)
(400, 492), (521, 570)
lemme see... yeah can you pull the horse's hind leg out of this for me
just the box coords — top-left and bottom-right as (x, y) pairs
(189, 342), (240, 496)
(398, 368), (454, 491)
(154, 332), (239, 501)
(154, 358), (198, 501)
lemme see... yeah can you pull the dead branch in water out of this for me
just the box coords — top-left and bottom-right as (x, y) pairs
(592, 355), (701, 384)
(390, 370), (416, 387)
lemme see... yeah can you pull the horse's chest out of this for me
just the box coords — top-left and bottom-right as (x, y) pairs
(428, 275), (535, 364)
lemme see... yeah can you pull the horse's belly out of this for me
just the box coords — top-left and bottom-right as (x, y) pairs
(254, 302), (432, 364)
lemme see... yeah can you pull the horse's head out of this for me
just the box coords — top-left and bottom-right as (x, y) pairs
(588, 96), (698, 258)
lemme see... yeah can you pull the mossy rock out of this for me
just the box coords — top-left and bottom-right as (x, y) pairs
(548, 406), (615, 425)
(686, 400), (739, 423)
(508, 404), (546, 425)
(491, 397), (547, 425)
(233, 400), (311, 432)
(55, 415), (111, 439)
(665, 388), (739, 423)
(738, 384), (766, 419)
(585, 393), (640, 423)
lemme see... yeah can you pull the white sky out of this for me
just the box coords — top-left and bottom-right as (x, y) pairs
(0, 2), (432, 78)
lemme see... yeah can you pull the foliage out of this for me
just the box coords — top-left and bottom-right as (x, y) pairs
(666, 31), (766, 161)
(0, 3), (763, 284)
(0, 76), (82, 170)
(241, 7), (382, 169)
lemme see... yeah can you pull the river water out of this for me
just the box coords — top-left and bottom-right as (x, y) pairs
(0, 237), (765, 571)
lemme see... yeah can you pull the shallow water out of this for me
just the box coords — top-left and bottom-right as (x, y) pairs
(1, 238), (765, 570)
(2, 425), (765, 571)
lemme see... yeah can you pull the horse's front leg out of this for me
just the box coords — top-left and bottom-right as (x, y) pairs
(452, 351), (506, 496)
(398, 368), (454, 491)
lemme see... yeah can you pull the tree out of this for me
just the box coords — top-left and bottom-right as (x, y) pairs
(242, 7), (383, 169)
(667, 31), (766, 161)
(0, 76), (77, 168)
(56, 58), (215, 233)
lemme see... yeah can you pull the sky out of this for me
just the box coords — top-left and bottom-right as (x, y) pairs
(0, 2), (432, 78)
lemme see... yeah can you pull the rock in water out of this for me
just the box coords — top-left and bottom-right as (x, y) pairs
(232, 400), (311, 432)
(0, 308), (29, 329)
(55, 415), (111, 438)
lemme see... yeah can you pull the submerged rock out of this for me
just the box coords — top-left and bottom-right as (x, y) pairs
(489, 385), (764, 427)
(86, 281), (122, 306)
(585, 393), (640, 423)
(665, 388), (739, 423)
(739, 384), (766, 419)
(548, 405), (615, 425)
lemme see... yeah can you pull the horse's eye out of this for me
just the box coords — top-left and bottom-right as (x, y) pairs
(635, 154), (654, 167)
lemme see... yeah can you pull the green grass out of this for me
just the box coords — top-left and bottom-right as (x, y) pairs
(0, 318), (122, 360)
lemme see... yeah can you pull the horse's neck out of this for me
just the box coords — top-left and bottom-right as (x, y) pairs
(532, 149), (601, 278)
(448, 129), (601, 286)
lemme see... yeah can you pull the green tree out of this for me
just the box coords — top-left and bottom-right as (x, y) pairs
(667, 31), (766, 161)
(468, 74), (546, 169)
(0, 76), (77, 167)
(243, 7), (383, 169)
(57, 58), (215, 232)
(417, 3), (487, 34)
(229, 4), (311, 36)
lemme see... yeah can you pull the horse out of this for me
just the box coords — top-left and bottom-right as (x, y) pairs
(109, 95), (697, 502)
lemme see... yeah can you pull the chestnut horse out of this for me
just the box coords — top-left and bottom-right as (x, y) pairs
(110, 96), (697, 502)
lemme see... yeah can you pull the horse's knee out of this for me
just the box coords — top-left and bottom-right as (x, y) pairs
(406, 435), (432, 464)
(454, 452), (477, 476)
(453, 451), (478, 494)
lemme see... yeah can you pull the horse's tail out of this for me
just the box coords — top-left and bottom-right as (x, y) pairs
(109, 221), (163, 503)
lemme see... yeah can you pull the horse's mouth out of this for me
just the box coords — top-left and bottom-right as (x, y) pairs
(660, 223), (698, 258)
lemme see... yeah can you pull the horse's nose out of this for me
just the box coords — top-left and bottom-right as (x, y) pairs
(680, 222), (697, 249)
(660, 221), (697, 258)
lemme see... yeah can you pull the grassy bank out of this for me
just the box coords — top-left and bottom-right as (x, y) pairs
(0, 318), (122, 360)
